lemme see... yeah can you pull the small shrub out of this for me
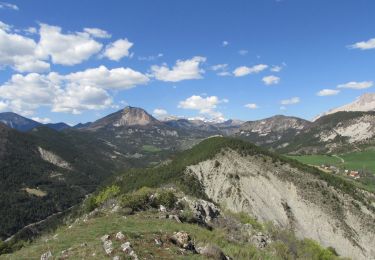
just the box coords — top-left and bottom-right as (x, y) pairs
(156, 190), (177, 209)
(121, 187), (154, 211)
(95, 185), (120, 206)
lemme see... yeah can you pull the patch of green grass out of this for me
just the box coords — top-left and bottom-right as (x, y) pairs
(288, 148), (375, 174)
(2, 212), (268, 260)
(142, 145), (162, 153)
(287, 155), (342, 166)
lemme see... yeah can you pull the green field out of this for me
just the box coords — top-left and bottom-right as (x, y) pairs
(288, 148), (375, 174)
(288, 148), (375, 192)
(142, 145), (162, 153)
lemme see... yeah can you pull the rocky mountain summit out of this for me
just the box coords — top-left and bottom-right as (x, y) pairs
(236, 115), (311, 148)
(315, 93), (375, 120)
(85, 106), (160, 131)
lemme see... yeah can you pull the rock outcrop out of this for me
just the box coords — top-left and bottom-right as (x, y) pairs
(186, 149), (375, 259)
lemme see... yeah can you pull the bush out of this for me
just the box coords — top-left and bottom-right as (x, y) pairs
(121, 187), (154, 211)
(94, 185), (120, 206)
(155, 190), (177, 209)
(83, 196), (97, 213)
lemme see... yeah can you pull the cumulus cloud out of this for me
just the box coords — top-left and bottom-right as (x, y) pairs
(36, 23), (103, 65)
(317, 89), (340, 96)
(281, 97), (300, 105)
(52, 84), (112, 114)
(233, 64), (268, 77)
(222, 41), (229, 47)
(0, 21), (137, 72)
(103, 39), (133, 61)
(153, 108), (168, 118)
(151, 56), (206, 82)
(0, 2), (18, 10)
(84, 27), (111, 38)
(262, 75), (280, 85)
(349, 38), (375, 50)
(244, 103), (258, 109)
(337, 81), (373, 90)
(0, 65), (148, 115)
(178, 95), (227, 121)
(0, 25), (50, 72)
(66, 65), (149, 90)
(0, 73), (61, 115)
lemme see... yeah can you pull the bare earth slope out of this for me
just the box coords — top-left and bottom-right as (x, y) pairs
(186, 149), (375, 259)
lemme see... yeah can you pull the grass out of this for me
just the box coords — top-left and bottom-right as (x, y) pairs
(288, 148), (375, 174)
(287, 155), (342, 166)
(142, 145), (162, 153)
(288, 149), (375, 193)
(2, 211), (268, 260)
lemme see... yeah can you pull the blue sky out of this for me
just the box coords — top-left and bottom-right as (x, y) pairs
(0, 0), (375, 124)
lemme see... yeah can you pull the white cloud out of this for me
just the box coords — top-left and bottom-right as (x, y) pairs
(151, 56), (206, 82)
(222, 41), (229, 47)
(153, 108), (168, 118)
(238, 49), (248, 56)
(281, 97), (300, 105)
(317, 89), (340, 96)
(0, 100), (8, 111)
(66, 65), (149, 90)
(52, 84), (112, 114)
(270, 65), (282, 72)
(262, 75), (280, 85)
(0, 21), (11, 31)
(103, 38), (133, 61)
(84, 27), (111, 38)
(233, 64), (268, 77)
(337, 81), (373, 90)
(349, 38), (375, 50)
(0, 65), (148, 115)
(32, 117), (51, 124)
(36, 23), (103, 65)
(0, 2), (18, 10)
(0, 26), (50, 73)
(178, 95), (227, 121)
(0, 73), (61, 115)
(244, 103), (258, 109)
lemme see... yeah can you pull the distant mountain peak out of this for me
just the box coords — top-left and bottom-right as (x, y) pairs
(87, 106), (160, 130)
(114, 106), (159, 126)
(314, 93), (375, 120)
(0, 112), (41, 131)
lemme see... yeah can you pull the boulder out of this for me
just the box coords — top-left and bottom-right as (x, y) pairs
(115, 231), (125, 240)
(182, 198), (220, 224)
(103, 240), (114, 255)
(40, 251), (52, 260)
(101, 234), (110, 242)
(159, 205), (167, 212)
(170, 231), (195, 250)
(251, 232), (271, 249)
(197, 244), (228, 260)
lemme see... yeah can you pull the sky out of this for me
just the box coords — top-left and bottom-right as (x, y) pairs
(0, 0), (375, 125)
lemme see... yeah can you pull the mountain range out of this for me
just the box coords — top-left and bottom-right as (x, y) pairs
(1, 94), (375, 259)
